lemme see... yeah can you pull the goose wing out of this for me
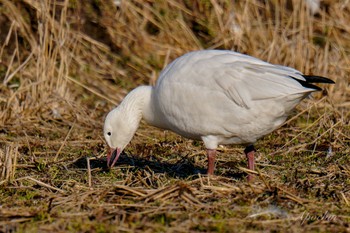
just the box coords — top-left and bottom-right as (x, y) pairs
(157, 50), (313, 110)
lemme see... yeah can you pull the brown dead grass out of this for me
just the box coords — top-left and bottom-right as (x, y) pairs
(0, 0), (349, 232)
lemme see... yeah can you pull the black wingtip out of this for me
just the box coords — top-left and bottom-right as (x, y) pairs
(296, 80), (323, 91)
(290, 75), (334, 91)
(302, 75), (335, 84)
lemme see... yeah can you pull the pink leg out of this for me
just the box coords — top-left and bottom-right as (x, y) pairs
(244, 145), (256, 182)
(207, 149), (216, 175)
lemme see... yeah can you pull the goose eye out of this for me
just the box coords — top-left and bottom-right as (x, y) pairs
(107, 132), (111, 136)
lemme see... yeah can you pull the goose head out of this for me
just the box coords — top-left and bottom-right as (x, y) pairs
(104, 104), (142, 168)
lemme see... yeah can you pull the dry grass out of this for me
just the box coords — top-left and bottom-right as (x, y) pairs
(0, 0), (349, 232)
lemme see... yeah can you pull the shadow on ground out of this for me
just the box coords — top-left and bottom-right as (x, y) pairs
(72, 153), (246, 180)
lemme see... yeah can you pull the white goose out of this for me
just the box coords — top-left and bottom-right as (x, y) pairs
(104, 50), (334, 181)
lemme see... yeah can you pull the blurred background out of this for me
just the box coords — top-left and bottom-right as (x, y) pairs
(0, 0), (349, 232)
(0, 0), (348, 129)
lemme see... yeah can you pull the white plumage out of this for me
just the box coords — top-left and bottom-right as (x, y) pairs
(104, 50), (334, 181)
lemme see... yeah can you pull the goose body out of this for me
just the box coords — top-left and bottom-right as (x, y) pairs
(104, 50), (334, 180)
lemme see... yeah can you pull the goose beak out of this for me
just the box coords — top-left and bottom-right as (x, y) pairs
(107, 148), (121, 168)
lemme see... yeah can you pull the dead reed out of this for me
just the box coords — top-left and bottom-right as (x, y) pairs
(0, 0), (349, 232)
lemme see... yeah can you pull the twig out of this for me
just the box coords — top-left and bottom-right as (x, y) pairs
(257, 168), (271, 190)
(181, 192), (203, 206)
(54, 120), (76, 162)
(3, 51), (34, 85)
(87, 157), (92, 187)
(237, 166), (259, 175)
(143, 185), (179, 202)
(113, 185), (147, 197)
(17, 176), (65, 193)
(340, 192), (349, 206)
(277, 186), (307, 205)
(65, 75), (117, 105)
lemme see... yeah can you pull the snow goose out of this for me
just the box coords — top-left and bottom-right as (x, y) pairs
(104, 50), (334, 181)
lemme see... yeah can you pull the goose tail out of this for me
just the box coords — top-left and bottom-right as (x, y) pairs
(291, 75), (335, 91)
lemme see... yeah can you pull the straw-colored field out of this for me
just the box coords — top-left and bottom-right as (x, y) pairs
(1, 0), (349, 232)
